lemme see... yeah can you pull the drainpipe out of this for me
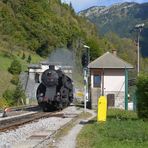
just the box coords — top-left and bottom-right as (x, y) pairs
(125, 67), (128, 110)
(102, 68), (104, 96)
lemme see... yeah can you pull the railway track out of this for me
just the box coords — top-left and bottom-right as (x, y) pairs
(0, 111), (64, 132)
(0, 105), (41, 113)
(0, 106), (81, 147)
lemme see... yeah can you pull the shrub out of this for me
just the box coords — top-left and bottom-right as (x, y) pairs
(10, 75), (19, 85)
(0, 97), (9, 108)
(27, 55), (32, 63)
(136, 73), (148, 119)
(3, 82), (26, 106)
(8, 59), (22, 75)
(36, 41), (50, 57)
(3, 89), (15, 106)
(21, 52), (26, 60)
(13, 82), (26, 105)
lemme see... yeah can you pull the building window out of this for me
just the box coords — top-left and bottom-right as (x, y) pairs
(93, 75), (101, 87)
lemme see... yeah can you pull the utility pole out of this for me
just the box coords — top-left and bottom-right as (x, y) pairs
(82, 45), (90, 112)
(137, 31), (140, 75)
(134, 23), (144, 76)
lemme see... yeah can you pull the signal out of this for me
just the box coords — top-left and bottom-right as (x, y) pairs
(82, 52), (88, 67)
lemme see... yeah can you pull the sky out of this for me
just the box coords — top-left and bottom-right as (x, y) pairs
(61, 0), (148, 12)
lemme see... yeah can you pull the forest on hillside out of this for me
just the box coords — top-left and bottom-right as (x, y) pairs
(1, 0), (103, 57)
(0, 0), (138, 61)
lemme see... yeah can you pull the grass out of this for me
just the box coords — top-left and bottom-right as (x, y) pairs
(0, 71), (15, 97)
(0, 49), (43, 70)
(0, 49), (43, 97)
(77, 109), (148, 148)
(0, 52), (12, 71)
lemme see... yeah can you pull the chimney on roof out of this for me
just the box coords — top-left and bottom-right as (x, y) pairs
(112, 49), (117, 56)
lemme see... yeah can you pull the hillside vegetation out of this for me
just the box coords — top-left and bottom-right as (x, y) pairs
(1, 0), (84, 55)
(0, 0), (114, 64)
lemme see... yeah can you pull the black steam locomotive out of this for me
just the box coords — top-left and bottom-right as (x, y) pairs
(36, 65), (73, 111)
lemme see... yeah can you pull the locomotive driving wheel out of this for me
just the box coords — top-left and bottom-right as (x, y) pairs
(58, 103), (63, 110)
(60, 87), (69, 98)
(60, 86), (69, 107)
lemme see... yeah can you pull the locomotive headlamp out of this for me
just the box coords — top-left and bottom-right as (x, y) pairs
(47, 72), (52, 77)
(57, 92), (60, 96)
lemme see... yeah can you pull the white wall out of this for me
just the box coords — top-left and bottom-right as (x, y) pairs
(104, 69), (125, 92)
(90, 68), (126, 109)
(29, 64), (73, 81)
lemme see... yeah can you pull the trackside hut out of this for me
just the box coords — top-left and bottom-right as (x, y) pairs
(88, 51), (133, 109)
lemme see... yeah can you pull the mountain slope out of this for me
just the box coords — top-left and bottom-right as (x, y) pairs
(0, 0), (97, 56)
(79, 2), (148, 57)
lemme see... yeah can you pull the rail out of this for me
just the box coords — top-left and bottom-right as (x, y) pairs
(0, 105), (40, 113)
(0, 111), (64, 132)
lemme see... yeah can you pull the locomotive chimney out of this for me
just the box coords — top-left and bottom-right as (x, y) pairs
(112, 49), (117, 56)
(49, 65), (55, 70)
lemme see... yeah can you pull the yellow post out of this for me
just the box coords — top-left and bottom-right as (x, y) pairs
(97, 96), (107, 122)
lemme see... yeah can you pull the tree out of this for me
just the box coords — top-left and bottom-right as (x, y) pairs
(22, 52), (26, 60)
(136, 73), (148, 119)
(27, 55), (32, 63)
(3, 82), (26, 106)
(2, 0), (8, 4)
(13, 82), (26, 105)
(8, 59), (22, 75)
(69, 2), (74, 12)
(86, 37), (103, 61)
(0, 97), (9, 108)
(3, 89), (15, 106)
(10, 75), (19, 85)
(36, 41), (50, 57)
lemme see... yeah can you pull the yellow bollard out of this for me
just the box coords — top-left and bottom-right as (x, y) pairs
(97, 96), (107, 122)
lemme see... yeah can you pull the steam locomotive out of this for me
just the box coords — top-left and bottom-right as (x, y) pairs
(36, 65), (73, 111)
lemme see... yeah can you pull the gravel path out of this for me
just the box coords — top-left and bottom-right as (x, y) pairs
(0, 106), (82, 148)
(53, 109), (96, 148)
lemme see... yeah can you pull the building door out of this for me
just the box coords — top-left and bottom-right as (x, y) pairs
(91, 74), (101, 108)
(107, 94), (115, 107)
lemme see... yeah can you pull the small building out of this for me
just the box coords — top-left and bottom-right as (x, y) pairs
(88, 51), (133, 109)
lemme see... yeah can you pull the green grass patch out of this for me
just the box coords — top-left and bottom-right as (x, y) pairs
(0, 50), (43, 71)
(77, 109), (148, 148)
(0, 71), (15, 97)
(0, 52), (12, 71)
(0, 50), (43, 97)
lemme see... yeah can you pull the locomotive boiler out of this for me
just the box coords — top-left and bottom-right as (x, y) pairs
(36, 65), (73, 111)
